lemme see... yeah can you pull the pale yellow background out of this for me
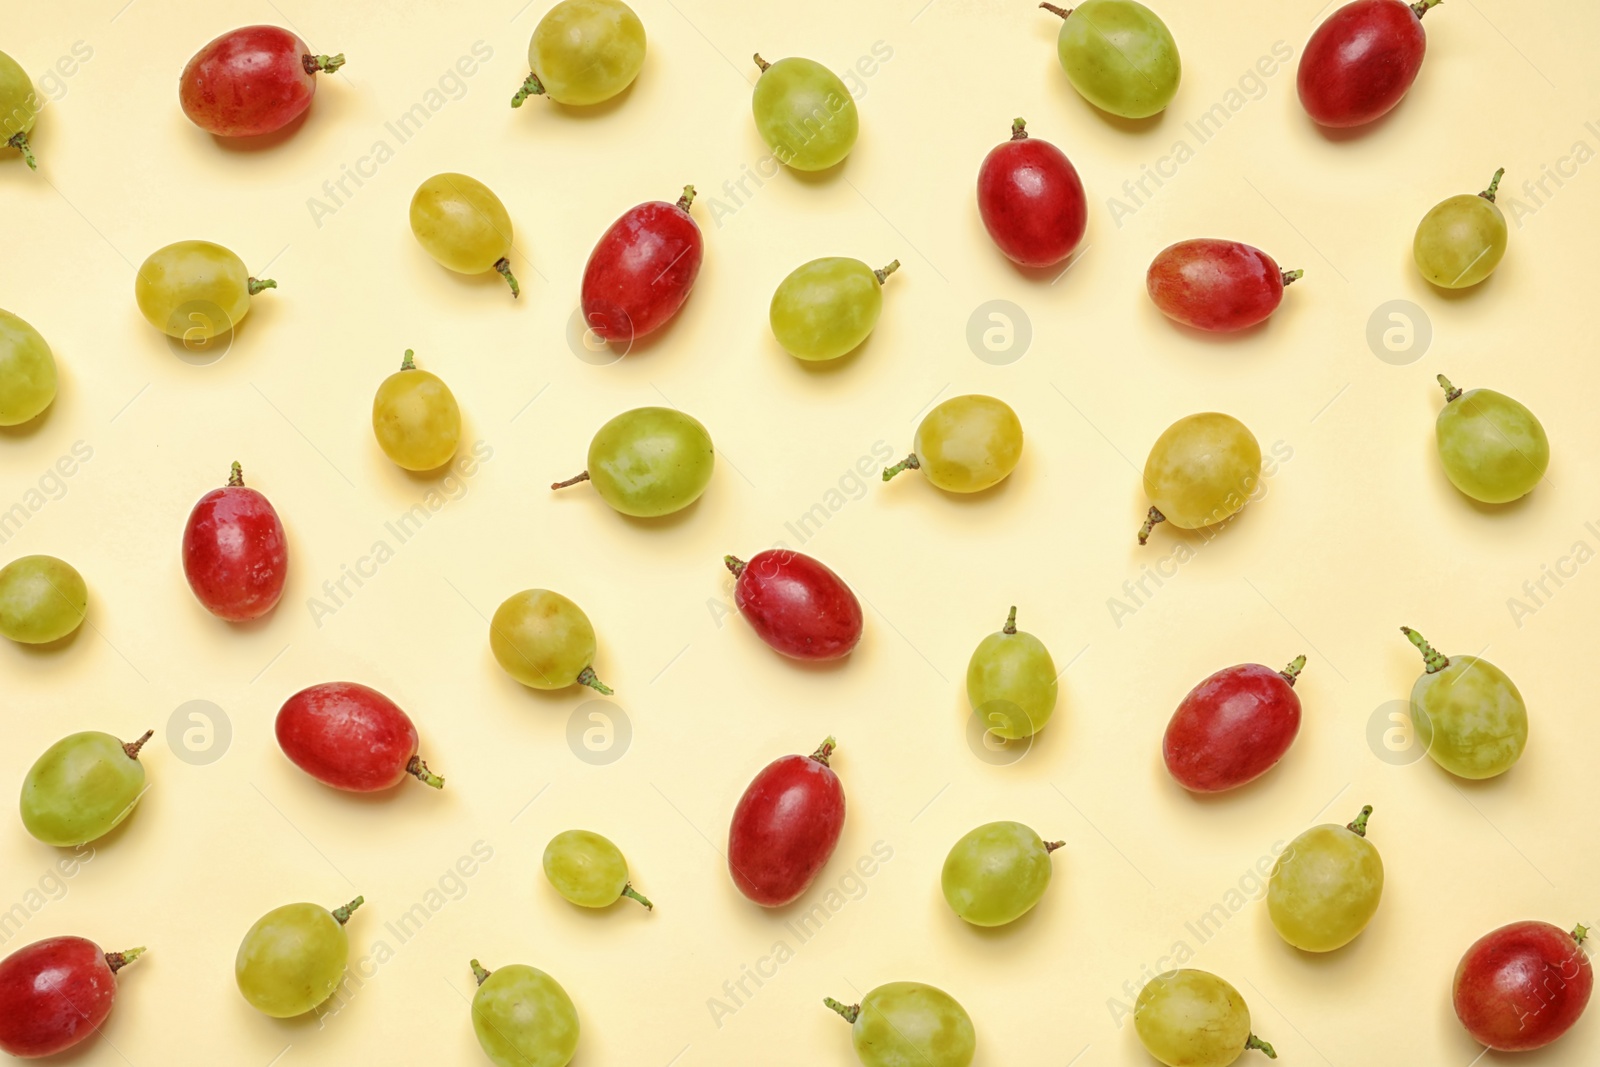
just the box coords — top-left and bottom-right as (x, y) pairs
(3, 0), (1599, 1064)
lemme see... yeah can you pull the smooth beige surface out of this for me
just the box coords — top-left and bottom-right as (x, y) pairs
(3, 1), (1598, 1064)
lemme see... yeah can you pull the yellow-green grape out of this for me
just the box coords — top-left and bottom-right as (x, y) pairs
(1140, 412), (1261, 544)
(0, 554), (86, 643)
(1135, 970), (1276, 1067)
(409, 173), (520, 297)
(20, 730), (152, 847)
(490, 589), (611, 693)
(235, 898), (362, 1018)
(1268, 806), (1384, 952)
(0, 309), (56, 425)
(941, 821), (1061, 927)
(371, 349), (461, 471)
(824, 982), (976, 1067)
(1414, 169), (1508, 289)
(0, 50), (39, 170)
(1402, 627), (1527, 779)
(752, 55), (858, 172)
(966, 606), (1058, 739)
(1043, 0), (1181, 119)
(513, 0), (645, 107)
(1433, 375), (1547, 504)
(134, 240), (274, 341)
(470, 959), (580, 1067)
(770, 258), (898, 362)
(543, 829), (652, 910)
(552, 406), (714, 518)
(883, 394), (1023, 493)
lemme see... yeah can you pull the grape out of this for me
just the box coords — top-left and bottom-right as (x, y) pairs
(0, 554), (87, 644)
(1433, 375), (1547, 503)
(1135, 970), (1276, 1066)
(20, 729), (153, 847)
(1139, 412), (1261, 544)
(179, 25), (344, 137)
(1401, 627), (1526, 779)
(1163, 656), (1304, 792)
(751, 55), (858, 171)
(1041, 1), (1180, 119)
(1268, 805), (1384, 952)
(277, 682), (444, 792)
(0, 938), (143, 1058)
(1454, 921), (1593, 1051)
(976, 118), (1086, 268)
(883, 394), (1023, 493)
(513, 0), (645, 107)
(1299, 0), (1435, 127)
(580, 187), (702, 343)
(728, 739), (845, 907)
(135, 240), (274, 341)
(470, 959), (580, 1067)
(490, 589), (612, 693)
(725, 550), (863, 661)
(770, 257), (898, 361)
(552, 406), (713, 518)
(941, 821), (1062, 927)
(0, 309), (57, 425)
(966, 606), (1058, 739)
(1147, 240), (1302, 332)
(823, 982), (975, 1067)
(0, 50), (40, 170)
(182, 461), (287, 621)
(409, 174), (520, 298)
(543, 829), (652, 909)
(372, 350), (462, 471)
(1414, 169), (1507, 289)
(236, 898), (362, 1018)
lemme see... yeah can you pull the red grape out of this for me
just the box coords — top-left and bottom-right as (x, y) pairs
(725, 550), (863, 662)
(976, 118), (1087, 268)
(1454, 921), (1593, 1051)
(728, 738), (846, 906)
(1146, 239), (1301, 332)
(1298, 0), (1435, 128)
(580, 186), (703, 345)
(0, 937), (142, 1058)
(182, 462), (287, 622)
(1163, 656), (1305, 793)
(179, 25), (344, 138)
(276, 681), (444, 792)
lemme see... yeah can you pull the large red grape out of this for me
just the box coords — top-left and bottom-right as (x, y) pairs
(976, 118), (1087, 268)
(728, 739), (846, 906)
(276, 681), (444, 792)
(0, 937), (141, 1058)
(1163, 657), (1305, 792)
(580, 186), (703, 344)
(1146, 239), (1300, 332)
(181, 462), (287, 622)
(1454, 921), (1593, 1051)
(725, 550), (863, 661)
(179, 25), (344, 138)
(1298, 0), (1433, 128)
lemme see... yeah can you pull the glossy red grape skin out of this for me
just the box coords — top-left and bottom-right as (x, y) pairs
(976, 118), (1087, 268)
(580, 187), (703, 344)
(1163, 658), (1304, 793)
(728, 739), (846, 907)
(0, 937), (138, 1058)
(179, 25), (343, 137)
(1298, 0), (1430, 128)
(276, 682), (443, 792)
(1147, 239), (1299, 332)
(182, 462), (287, 622)
(725, 550), (863, 661)
(1454, 921), (1593, 1051)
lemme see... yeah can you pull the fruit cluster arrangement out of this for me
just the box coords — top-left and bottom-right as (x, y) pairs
(0, 1), (1586, 1064)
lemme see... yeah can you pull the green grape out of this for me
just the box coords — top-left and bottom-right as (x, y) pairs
(1043, 0), (1181, 119)
(1414, 169), (1507, 289)
(0, 554), (87, 644)
(0, 309), (57, 425)
(966, 606), (1058, 739)
(941, 821), (1061, 927)
(770, 257), (898, 362)
(409, 173), (520, 297)
(1433, 375), (1547, 504)
(20, 729), (152, 847)
(470, 959), (580, 1067)
(752, 55), (858, 171)
(552, 406), (714, 517)
(883, 394), (1023, 493)
(134, 240), (274, 341)
(1268, 806), (1384, 952)
(0, 50), (39, 170)
(1139, 412), (1261, 544)
(543, 829), (652, 910)
(235, 898), (362, 1018)
(490, 589), (612, 693)
(372, 349), (461, 471)
(1135, 970), (1276, 1067)
(824, 982), (976, 1067)
(1402, 627), (1527, 779)
(514, 0), (645, 107)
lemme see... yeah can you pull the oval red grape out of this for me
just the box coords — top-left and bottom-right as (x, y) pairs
(1147, 239), (1299, 332)
(1163, 657), (1305, 792)
(725, 550), (863, 661)
(0, 937), (140, 1058)
(728, 739), (846, 907)
(976, 118), (1087, 268)
(580, 186), (703, 344)
(182, 462), (287, 622)
(1454, 921), (1593, 1051)
(179, 25), (344, 138)
(276, 681), (443, 792)
(1298, 0), (1431, 128)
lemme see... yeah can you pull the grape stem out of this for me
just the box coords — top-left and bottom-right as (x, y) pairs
(823, 997), (861, 1024)
(511, 72), (545, 107)
(1346, 805), (1373, 837)
(1245, 1034), (1278, 1059)
(677, 185), (697, 212)
(724, 555), (748, 578)
(494, 258), (521, 298)
(882, 454), (921, 482)
(810, 736), (838, 767)
(1002, 605), (1018, 635)
(247, 277), (276, 296)
(1044, 840), (1066, 853)
(228, 461), (245, 488)
(400, 349), (417, 371)
(1137, 506), (1166, 545)
(1573, 924), (1590, 945)
(123, 730), (154, 761)
(1436, 374), (1463, 403)
(1401, 626), (1450, 674)
(302, 53), (346, 75)
(873, 260), (901, 285)
(407, 755), (445, 789)
(1011, 117), (1029, 141)
(551, 471), (591, 491)
(105, 947), (145, 974)
(7, 132), (36, 170)
(1279, 654), (1307, 685)
(1480, 167), (1506, 203)
(1040, 3), (1075, 19)
(331, 897), (364, 924)
(1410, 0), (1442, 18)
(753, 54), (771, 72)
(621, 883), (654, 910)
(1280, 269), (1304, 286)
(577, 665), (613, 696)
(470, 959), (492, 986)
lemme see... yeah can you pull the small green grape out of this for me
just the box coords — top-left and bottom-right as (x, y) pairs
(1268, 806), (1384, 952)
(372, 349), (461, 471)
(236, 898), (362, 1018)
(752, 55), (859, 171)
(824, 982), (976, 1067)
(409, 173), (520, 297)
(0, 554), (87, 644)
(1402, 627), (1527, 779)
(883, 394), (1023, 493)
(0, 309), (57, 425)
(1044, 0), (1181, 119)
(941, 821), (1061, 927)
(1135, 969), (1276, 1067)
(553, 406), (714, 517)
(543, 829), (652, 910)
(134, 240), (274, 341)
(1140, 412), (1261, 543)
(490, 589), (611, 693)
(0, 50), (39, 170)
(514, 0), (645, 107)
(966, 606), (1058, 739)
(1433, 375), (1547, 504)
(770, 258), (898, 361)
(470, 959), (580, 1067)
(1414, 169), (1507, 289)
(20, 730), (152, 846)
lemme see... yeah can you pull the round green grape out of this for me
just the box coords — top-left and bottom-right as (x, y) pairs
(1046, 0), (1181, 119)
(236, 898), (361, 1018)
(372, 349), (461, 471)
(1140, 412), (1261, 543)
(941, 821), (1061, 927)
(470, 959), (580, 1067)
(554, 406), (714, 517)
(1402, 627), (1527, 779)
(20, 730), (152, 847)
(752, 55), (858, 171)
(770, 258), (898, 361)
(825, 982), (975, 1067)
(409, 173), (520, 297)
(884, 394), (1023, 493)
(1414, 169), (1507, 289)
(966, 606), (1058, 739)
(0, 309), (57, 425)
(0, 554), (86, 644)
(0, 50), (39, 170)
(1135, 970), (1275, 1067)
(134, 240), (274, 341)
(514, 0), (645, 107)
(490, 589), (611, 693)
(1268, 806), (1384, 952)
(543, 829), (652, 909)
(1433, 375), (1547, 504)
